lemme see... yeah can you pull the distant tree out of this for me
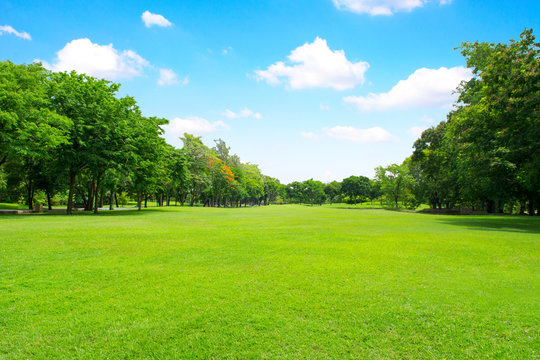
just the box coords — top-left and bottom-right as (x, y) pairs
(341, 176), (370, 205)
(375, 164), (412, 207)
(324, 181), (341, 204)
(303, 179), (326, 205)
(368, 180), (381, 205)
(263, 176), (281, 205)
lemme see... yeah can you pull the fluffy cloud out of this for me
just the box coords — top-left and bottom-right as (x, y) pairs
(331, 0), (450, 16)
(158, 68), (182, 86)
(164, 117), (229, 135)
(222, 46), (233, 55)
(323, 126), (395, 142)
(142, 11), (172, 27)
(254, 37), (369, 90)
(38, 38), (149, 80)
(222, 108), (262, 119)
(0, 25), (31, 40)
(344, 66), (473, 111)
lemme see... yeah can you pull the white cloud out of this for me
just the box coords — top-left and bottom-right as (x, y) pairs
(38, 38), (149, 80)
(323, 126), (396, 143)
(222, 46), (233, 55)
(158, 68), (179, 86)
(407, 126), (428, 137)
(331, 0), (450, 16)
(222, 108), (262, 119)
(300, 132), (320, 140)
(320, 104), (331, 111)
(164, 117), (229, 135)
(142, 11), (172, 28)
(344, 66), (472, 111)
(0, 25), (31, 40)
(254, 37), (369, 90)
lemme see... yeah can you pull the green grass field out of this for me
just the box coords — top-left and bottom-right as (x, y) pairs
(0, 206), (538, 359)
(0, 203), (28, 210)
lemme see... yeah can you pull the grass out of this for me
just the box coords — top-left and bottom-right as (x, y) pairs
(0, 203), (28, 210)
(0, 206), (538, 359)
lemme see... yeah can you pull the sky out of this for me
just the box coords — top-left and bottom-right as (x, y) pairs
(1, 0), (538, 183)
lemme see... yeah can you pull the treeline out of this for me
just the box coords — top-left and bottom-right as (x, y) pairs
(0, 61), (281, 213)
(1, 30), (538, 215)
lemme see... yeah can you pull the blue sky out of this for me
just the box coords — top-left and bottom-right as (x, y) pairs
(1, 0), (538, 183)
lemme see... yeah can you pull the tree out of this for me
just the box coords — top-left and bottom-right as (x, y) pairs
(411, 121), (459, 209)
(0, 62), (71, 209)
(341, 176), (370, 205)
(181, 134), (212, 206)
(324, 181), (341, 204)
(128, 115), (168, 211)
(375, 163), (412, 208)
(303, 179), (326, 205)
(263, 176), (281, 205)
(47, 71), (126, 214)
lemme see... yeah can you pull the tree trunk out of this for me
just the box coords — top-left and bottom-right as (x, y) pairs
(109, 191), (114, 211)
(27, 181), (34, 210)
(67, 170), (77, 215)
(93, 176), (101, 214)
(100, 191), (104, 208)
(46, 188), (52, 210)
(137, 194), (142, 211)
(144, 195), (148, 208)
(115, 193), (119, 208)
(86, 179), (95, 211)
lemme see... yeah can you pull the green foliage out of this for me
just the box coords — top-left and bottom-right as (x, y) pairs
(409, 29), (540, 214)
(375, 163), (413, 207)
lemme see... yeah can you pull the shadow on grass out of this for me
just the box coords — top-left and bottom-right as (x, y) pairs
(330, 206), (385, 210)
(8, 208), (166, 217)
(94, 208), (165, 217)
(434, 216), (540, 235)
(328, 206), (415, 212)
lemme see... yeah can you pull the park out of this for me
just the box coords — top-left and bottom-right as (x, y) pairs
(1, 1), (539, 359)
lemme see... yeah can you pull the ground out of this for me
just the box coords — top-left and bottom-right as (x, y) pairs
(0, 205), (538, 359)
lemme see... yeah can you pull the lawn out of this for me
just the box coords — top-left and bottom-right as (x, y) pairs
(0, 203), (28, 210)
(0, 206), (538, 359)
